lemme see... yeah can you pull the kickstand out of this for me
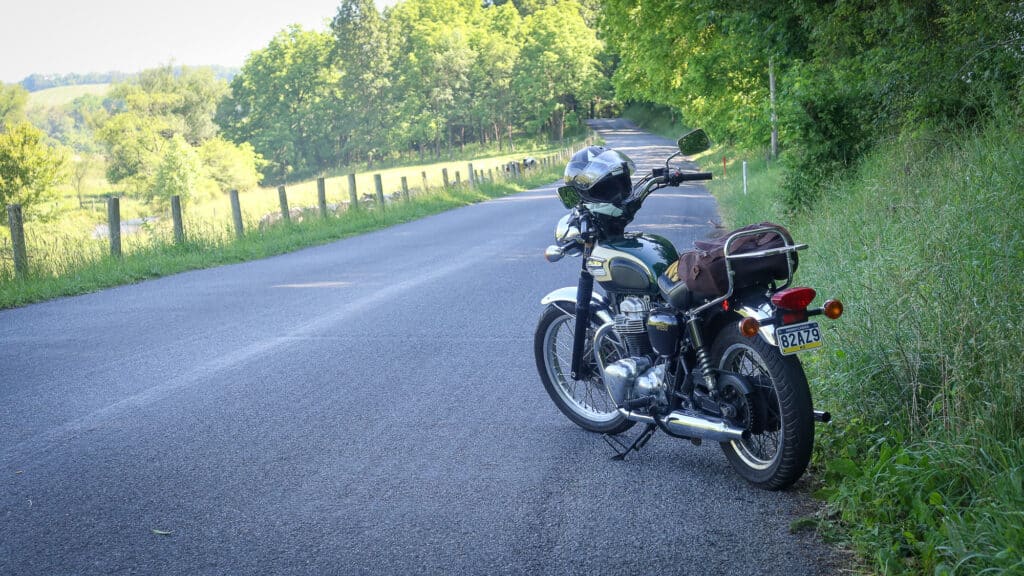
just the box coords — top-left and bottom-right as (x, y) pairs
(603, 423), (658, 461)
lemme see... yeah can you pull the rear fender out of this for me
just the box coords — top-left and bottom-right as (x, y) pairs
(541, 287), (614, 325)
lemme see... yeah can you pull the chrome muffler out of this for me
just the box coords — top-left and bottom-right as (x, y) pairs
(617, 408), (751, 442)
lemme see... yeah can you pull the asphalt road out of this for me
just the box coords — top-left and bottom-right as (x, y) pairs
(0, 120), (839, 575)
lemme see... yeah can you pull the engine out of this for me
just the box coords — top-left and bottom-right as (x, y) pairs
(603, 297), (681, 410)
(614, 297), (653, 357)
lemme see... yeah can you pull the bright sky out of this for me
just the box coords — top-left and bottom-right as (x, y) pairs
(0, 1), (366, 83)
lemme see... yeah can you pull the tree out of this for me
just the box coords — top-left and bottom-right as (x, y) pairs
(1, 83), (28, 127)
(151, 134), (204, 205)
(0, 122), (66, 218)
(198, 137), (263, 193)
(514, 2), (605, 140)
(332, 0), (393, 165)
(217, 26), (341, 181)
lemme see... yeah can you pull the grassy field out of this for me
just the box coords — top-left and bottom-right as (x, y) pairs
(26, 84), (110, 109)
(708, 112), (1023, 574)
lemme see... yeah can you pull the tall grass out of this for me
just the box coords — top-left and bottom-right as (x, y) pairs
(712, 111), (1024, 574)
(0, 165), (565, 309)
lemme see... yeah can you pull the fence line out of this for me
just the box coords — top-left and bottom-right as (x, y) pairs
(2, 138), (595, 280)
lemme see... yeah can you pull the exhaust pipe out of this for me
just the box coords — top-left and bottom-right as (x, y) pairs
(618, 408), (750, 442)
(663, 411), (751, 442)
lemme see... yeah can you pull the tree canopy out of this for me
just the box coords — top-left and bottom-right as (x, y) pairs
(0, 122), (66, 217)
(216, 0), (611, 180)
(600, 0), (1024, 207)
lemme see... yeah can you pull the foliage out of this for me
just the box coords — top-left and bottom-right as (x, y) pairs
(96, 65), (260, 203)
(601, 0), (1024, 209)
(151, 135), (204, 205)
(218, 0), (610, 180)
(197, 138), (263, 194)
(0, 122), (66, 218)
(710, 108), (1024, 574)
(216, 26), (341, 182)
(1, 83), (29, 126)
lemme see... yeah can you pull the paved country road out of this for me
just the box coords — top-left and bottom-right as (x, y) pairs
(1, 121), (841, 575)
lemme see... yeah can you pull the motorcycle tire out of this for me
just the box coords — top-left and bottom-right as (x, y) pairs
(711, 328), (814, 490)
(534, 303), (635, 435)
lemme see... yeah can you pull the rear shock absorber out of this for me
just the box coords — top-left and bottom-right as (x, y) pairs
(687, 315), (717, 394)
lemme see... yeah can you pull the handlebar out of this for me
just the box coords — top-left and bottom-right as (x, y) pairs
(672, 171), (713, 184)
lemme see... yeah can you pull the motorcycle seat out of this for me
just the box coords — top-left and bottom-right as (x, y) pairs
(657, 274), (694, 310)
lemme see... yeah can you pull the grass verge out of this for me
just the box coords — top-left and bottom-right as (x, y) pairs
(709, 110), (1023, 574)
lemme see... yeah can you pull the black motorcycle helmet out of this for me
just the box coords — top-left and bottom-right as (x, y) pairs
(564, 146), (635, 205)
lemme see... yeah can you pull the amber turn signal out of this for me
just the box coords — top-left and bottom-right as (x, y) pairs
(823, 299), (844, 320)
(738, 317), (761, 338)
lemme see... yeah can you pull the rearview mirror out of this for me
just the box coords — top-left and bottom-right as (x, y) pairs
(557, 185), (582, 209)
(677, 129), (711, 156)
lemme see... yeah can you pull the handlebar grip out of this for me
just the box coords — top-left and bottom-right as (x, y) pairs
(678, 172), (714, 182)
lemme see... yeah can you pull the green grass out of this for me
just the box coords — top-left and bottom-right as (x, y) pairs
(26, 84), (110, 109)
(0, 163), (568, 309)
(710, 110), (1024, 574)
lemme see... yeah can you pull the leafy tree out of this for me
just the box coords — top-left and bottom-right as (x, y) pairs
(197, 137), (263, 193)
(151, 134), (206, 205)
(96, 109), (168, 194)
(217, 26), (341, 181)
(514, 2), (605, 140)
(1, 83), (28, 127)
(0, 122), (66, 218)
(332, 0), (393, 165)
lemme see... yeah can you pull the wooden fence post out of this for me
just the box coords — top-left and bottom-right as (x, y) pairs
(317, 177), (327, 218)
(455, 171), (462, 187)
(171, 195), (184, 244)
(442, 168), (450, 188)
(107, 196), (121, 258)
(468, 163), (475, 188)
(278, 185), (290, 222)
(401, 176), (409, 201)
(348, 174), (358, 209)
(6, 204), (27, 278)
(421, 171), (428, 194)
(230, 189), (244, 238)
(374, 174), (385, 206)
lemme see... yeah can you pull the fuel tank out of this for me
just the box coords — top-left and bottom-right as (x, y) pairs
(586, 233), (679, 295)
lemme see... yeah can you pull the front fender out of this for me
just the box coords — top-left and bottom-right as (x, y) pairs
(541, 287), (614, 325)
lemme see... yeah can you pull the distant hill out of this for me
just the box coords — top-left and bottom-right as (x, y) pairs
(27, 84), (111, 109)
(19, 65), (238, 92)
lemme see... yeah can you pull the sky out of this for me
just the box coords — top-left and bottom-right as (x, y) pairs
(0, 0), (377, 84)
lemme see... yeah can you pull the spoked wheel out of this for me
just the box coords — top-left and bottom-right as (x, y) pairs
(534, 303), (634, 434)
(711, 329), (814, 490)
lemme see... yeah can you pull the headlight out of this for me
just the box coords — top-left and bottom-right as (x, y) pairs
(555, 214), (581, 243)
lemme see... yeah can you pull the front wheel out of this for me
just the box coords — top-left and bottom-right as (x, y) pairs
(711, 328), (814, 490)
(534, 303), (634, 434)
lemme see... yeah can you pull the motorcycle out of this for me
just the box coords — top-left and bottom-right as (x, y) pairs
(534, 130), (843, 490)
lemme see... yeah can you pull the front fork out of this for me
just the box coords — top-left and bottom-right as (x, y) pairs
(570, 258), (595, 380)
(570, 241), (596, 380)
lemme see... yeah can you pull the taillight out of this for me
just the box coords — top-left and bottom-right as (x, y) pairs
(772, 287), (816, 310)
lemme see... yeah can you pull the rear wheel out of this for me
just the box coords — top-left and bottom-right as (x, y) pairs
(711, 328), (814, 490)
(534, 303), (634, 434)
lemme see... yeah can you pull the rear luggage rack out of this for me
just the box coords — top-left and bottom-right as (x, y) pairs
(691, 225), (806, 315)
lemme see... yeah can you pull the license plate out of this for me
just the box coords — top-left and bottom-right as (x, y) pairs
(776, 322), (823, 355)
